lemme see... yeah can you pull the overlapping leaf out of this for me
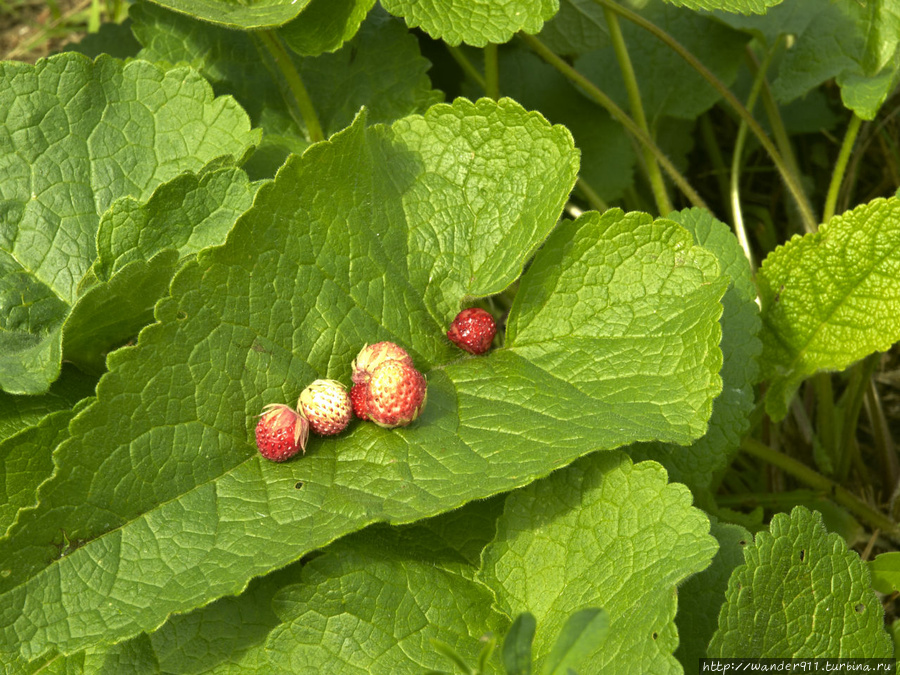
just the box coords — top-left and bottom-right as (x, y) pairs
(0, 53), (259, 394)
(708, 506), (892, 657)
(480, 452), (718, 672)
(143, 0), (312, 30)
(381, 0), (559, 46)
(758, 197), (900, 419)
(631, 209), (760, 493)
(0, 98), (728, 667)
(718, 0), (900, 119)
(279, 0), (376, 56)
(131, 3), (442, 177)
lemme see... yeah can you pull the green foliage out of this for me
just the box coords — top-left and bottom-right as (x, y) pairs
(709, 506), (893, 657)
(759, 197), (900, 419)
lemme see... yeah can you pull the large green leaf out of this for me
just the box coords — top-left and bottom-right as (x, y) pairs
(0, 367), (95, 443)
(131, 3), (441, 177)
(663, 0), (782, 17)
(631, 209), (760, 494)
(0, 53), (259, 395)
(759, 197), (900, 420)
(381, 0), (559, 46)
(144, 0), (313, 29)
(479, 452), (718, 672)
(279, 0), (376, 56)
(717, 0), (900, 119)
(0, 99), (728, 667)
(708, 506), (892, 657)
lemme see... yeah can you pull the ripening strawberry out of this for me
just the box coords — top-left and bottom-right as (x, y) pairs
(299, 379), (352, 436)
(255, 404), (309, 462)
(350, 382), (369, 420)
(365, 361), (427, 429)
(351, 341), (413, 385)
(447, 308), (496, 355)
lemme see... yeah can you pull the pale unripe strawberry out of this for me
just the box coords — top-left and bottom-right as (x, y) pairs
(351, 341), (413, 385)
(365, 361), (427, 429)
(255, 404), (309, 461)
(299, 379), (352, 436)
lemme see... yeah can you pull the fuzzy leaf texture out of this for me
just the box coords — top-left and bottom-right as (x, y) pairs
(142, 0), (313, 30)
(381, 0), (559, 46)
(759, 197), (900, 419)
(0, 98), (728, 668)
(480, 453), (718, 673)
(0, 53), (259, 394)
(708, 506), (892, 657)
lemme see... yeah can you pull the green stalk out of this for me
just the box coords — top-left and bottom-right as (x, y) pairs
(865, 377), (899, 495)
(822, 113), (863, 223)
(741, 437), (900, 538)
(730, 41), (781, 271)
(447, 45), (487, 91)
(484, 43), (499, 100)
(258, 30), (324, 144)
(836, 355), (879, 481)
(603, 6), (671, 214)
(520, 32), (708, 210)
(699, 114), (731, 216)
(591, 0), (818, 232)
(814, 373), (836, 472)
(576, 176), (610, 212)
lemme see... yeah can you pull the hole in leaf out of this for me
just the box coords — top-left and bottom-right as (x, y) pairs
(799, 549), (805, 562)
(739, 540), (747, 546)
(176, 310), (188, 320)
(855, 604), (865, 613)
(295, 481), (304, 489)
(651, 632), (658, 640)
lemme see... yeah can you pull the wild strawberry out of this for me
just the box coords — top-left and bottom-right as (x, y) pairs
(255, 404), (309, 462)
(351, 341), (413, 385)
(299, 379), (352, 436)
(365, 361), (427, 429)
(350, 382), (369, 420)
(447, 308), (496, 355)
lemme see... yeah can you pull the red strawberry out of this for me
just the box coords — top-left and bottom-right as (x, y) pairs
(255, 404), (309, 462)
(351, 341), (413, 385)
(299, 379), (352, 436)
(350, 382), (369, 420)
(365, 361), (427, 429)
(447, 308), (496, 355)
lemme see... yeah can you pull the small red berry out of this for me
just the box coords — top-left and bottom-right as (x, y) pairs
(299, 379), (352, 436)
(447, 308), (496, 355)
(254, 404), (309, 462)
(366, 361), (427, 429)
(351, 341), (413, 385)
(350, 382), (369, 420)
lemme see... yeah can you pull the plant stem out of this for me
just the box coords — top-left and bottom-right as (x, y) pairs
(592, 0), (818, 232)
(447, 45), (488, 91)
(576, 176), (610, 212)
(864, 376), (899, 496)
(519, 32), (708, 211)
(730, 41), (781, 271)
(836, 355), (880, 481)
(602, 6), (671, 214)
(814, 373), (836, 471)
(699, 114), (731, 217)
(741, 437), (900, 538)
(823, 113), (863, 223)
(484, 43), (499, 100)
(746, 48), (806, 231)
(258, 30), (324, 144)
